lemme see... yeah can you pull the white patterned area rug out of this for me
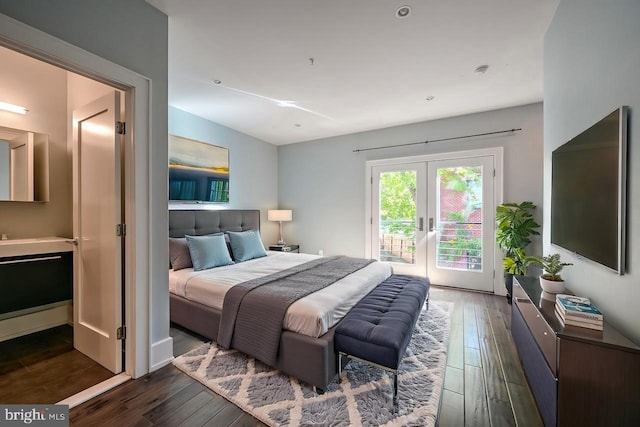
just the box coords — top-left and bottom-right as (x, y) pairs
(173, 300), (452, 427)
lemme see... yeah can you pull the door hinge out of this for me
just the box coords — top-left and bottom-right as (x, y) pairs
(116, 121), (126, 135)
(117, 326), (126, 340)
(116, 223), (126, 237)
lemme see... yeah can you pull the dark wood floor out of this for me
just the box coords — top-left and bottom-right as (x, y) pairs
(69, 287), (543, 426)
(0, 325), (114, 404)
(434, 287), (543, 427)
(68, 324), (265, 427)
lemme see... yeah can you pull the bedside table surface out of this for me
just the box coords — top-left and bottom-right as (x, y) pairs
(268, 244), (299, 252)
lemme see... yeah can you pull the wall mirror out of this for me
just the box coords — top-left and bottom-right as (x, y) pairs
(0, 125), (49, 202)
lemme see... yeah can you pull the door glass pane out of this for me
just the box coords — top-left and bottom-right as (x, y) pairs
(378, 170), (417, 264)
(436, 166), (483, 271)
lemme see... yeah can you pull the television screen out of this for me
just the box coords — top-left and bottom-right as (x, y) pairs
(551, 107), (627, 273)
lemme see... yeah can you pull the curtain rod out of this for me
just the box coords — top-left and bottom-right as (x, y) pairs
(352, 128), (522, 153)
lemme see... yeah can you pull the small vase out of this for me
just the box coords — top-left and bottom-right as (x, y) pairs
(539, 276), (565, 294)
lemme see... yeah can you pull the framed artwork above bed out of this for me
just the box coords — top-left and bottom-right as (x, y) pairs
(169, 135), (229, 203)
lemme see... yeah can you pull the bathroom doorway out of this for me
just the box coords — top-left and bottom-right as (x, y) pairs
(0, 44), (127, 404)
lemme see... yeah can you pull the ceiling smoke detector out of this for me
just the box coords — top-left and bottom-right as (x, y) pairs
(474, 65), (489, 74)
(396, 5), (412, 18)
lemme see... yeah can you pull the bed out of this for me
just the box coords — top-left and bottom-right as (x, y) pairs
(168, 209), (392, 391)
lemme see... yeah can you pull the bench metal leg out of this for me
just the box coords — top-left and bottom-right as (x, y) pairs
(339, 352), (400, 405)
(393, 372), (398, 405)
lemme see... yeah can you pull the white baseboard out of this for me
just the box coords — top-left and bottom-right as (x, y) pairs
(150, 336), (174, 371)
(0, 303), (72, 342)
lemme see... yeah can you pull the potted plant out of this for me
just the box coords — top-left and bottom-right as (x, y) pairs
(502, 248), (536, 275)
(525, 253), (573, 294)
(496, 202), (541, 302)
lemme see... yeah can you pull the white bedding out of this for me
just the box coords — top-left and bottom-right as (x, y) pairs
(169, 252), (392, 337)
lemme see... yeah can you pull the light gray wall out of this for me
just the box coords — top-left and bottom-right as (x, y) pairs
(169, 107), (280, 244)
(0, 1), (170, 346)
(0, 47), (68, 238)
(278, 103), (544, 259)
(544, 0), (640, 343)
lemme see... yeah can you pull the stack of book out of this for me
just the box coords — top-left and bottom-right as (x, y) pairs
(555, 294), (603, 331)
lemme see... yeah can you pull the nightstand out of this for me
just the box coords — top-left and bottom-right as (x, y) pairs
(269, 244), (299, 253)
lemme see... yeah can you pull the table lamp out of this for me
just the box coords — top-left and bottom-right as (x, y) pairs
(268, 209), (292, 246)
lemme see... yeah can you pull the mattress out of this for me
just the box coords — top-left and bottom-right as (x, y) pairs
(169, 251), (392, 337)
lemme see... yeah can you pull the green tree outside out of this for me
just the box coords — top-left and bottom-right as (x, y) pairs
(379, 171), (417, 235)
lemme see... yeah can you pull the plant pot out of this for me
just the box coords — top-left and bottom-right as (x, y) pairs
(539, 276), (565, 294)
(504, 272), (514, 303)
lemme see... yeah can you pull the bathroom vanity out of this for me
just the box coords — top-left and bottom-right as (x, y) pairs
(0, 237), (73, 341)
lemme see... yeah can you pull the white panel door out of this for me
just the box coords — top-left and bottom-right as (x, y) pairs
(426, 156), (494, 291)
(72, 91), (123, 373)
(372, 163), (427, 276)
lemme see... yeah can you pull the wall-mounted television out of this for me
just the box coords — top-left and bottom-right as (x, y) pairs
(551, 107), (627, 274)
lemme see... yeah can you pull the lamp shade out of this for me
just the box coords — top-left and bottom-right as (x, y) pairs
(268, 209), (292, 222)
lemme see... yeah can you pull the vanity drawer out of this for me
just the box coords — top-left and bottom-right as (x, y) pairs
(0, 252), (73, 314)
(514, 292), (558, 375)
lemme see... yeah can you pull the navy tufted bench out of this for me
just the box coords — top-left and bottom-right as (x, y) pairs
(334, 274), (430, 403)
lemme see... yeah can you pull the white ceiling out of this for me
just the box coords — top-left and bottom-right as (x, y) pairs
(147, 0), (559, 145)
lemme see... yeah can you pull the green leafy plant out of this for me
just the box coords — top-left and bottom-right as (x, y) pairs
(439, 235), (481, 261)
(496, 202), (541, 275)
(438, 211), (481, 262)
(525, 253), (573, 282)
(379, 170), (416, 235)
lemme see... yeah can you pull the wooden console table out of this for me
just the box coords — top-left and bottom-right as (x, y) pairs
(511, 276), (640, 426)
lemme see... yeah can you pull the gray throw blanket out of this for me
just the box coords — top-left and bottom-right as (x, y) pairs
(217, 256), (375, 366)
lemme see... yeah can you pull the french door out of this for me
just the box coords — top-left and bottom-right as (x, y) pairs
(372, 163), (427, 276)
(371, 155), (495, 292)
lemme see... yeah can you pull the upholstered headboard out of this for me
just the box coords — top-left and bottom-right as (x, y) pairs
(168, 209), (260, 238)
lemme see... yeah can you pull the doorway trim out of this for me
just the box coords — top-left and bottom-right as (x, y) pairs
(365, 147), (504, 294)
(0, 13), (153, 377)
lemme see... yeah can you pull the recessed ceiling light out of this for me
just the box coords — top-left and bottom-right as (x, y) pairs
(396, 5), (412, 18)
(474, 65), (489, 74)
(213, 79), (222, 84)
(426, 96), (435, 101)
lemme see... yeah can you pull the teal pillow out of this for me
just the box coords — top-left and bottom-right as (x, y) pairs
(227, 230), (268, 262)
(185, 234), (234, 271)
